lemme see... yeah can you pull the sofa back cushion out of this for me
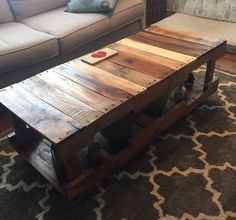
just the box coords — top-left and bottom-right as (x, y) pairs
(8, 0), (69, 21)
(0, 0), (15, 24)
(183, 0), (236, 23)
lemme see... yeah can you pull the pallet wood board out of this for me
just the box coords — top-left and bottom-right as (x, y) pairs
(0, 85), (81, 144)
(117, 38), (196, 63)
(133, 31), (211, 57)
(108, 50), (175, 78)
(54, 64), (135, 103)
(20, 77), (103, 127)
(147, 26), (222, 47)
(109, 43), (185, 70)
(95, 60), (157, 88)
(38, 70), (118, 113)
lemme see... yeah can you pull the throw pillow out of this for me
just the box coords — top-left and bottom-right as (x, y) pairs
(66, 0), (118, 13)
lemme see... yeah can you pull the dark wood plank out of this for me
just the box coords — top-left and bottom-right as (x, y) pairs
(11, 115), (31, 147)
(109, 43), (184, 70)
(108, 50), (175, 78)
(54, 64), (134, 103)
(0, 85), (80, 144)
(148, 26), (224, 47)
(130, 31), (206, 57)
(21, 77), (103, 127)
(68, 61), (146, 96)
(133, 30), (211, 57)
(204, 60), (216, 90)
(95, 60), (157, 88)
(9, 133), (63, 194)
(38, 71), (118, 113)
(117, 38), (195, 63)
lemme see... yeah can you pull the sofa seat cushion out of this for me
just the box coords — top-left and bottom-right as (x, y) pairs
(8, 0), (69, 21)
(0, 22), (59, 73)
(154, 13), (236, 54)
(21, 0), (144, 54)
(0, 0), (15, 24)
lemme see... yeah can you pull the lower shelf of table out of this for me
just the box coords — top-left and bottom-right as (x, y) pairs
(9, 77), (219, 202)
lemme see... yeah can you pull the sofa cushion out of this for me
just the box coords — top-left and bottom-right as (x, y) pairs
(66, 0), (118, 13)
(21, 0), (144, 53)
(0, 0), (15, 24)
(0, 22), (59, 73)
(153, 13), (236, 54)
(8, 0), (69, 21)
(183, 0), (236, 23)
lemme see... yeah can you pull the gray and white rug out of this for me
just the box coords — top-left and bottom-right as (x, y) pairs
(0, 67), (236, 220)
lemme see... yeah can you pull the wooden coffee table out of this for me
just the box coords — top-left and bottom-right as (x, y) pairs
(0, 26), (226, 202)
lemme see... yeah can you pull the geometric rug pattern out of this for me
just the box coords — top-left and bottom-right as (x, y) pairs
(0, 67), (236, 220)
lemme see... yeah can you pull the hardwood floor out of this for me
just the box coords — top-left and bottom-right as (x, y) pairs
(0, 53), (235, 134)
(216, 53), (236, 75)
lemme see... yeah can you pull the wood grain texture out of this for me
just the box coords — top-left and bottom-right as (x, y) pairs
(53, 64), (134, 103)
(21, 77), (103, 127)
(0, 85), (80, 144)
(108, 50), (174, 78)
(109, 43), (184, 70)
(95, 60), (157, 88)
(117, 38), (195, 63)
(147, 26), (224, 47)
(68, 60), (146, 96)
(38, 70), (117, 113)
(134, 30), (211, 57)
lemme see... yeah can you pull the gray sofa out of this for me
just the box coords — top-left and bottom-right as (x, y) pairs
(153, 0), (236, 54)
(0, 0), (146, 89)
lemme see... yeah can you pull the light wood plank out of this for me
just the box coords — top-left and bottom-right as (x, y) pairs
(132, 31), (211, 57)
(0, 85), (80, 144)
(68, 60), (146, 95)
(21, 77), (103, 127)
(117, 38), (196, 63)
(54, 64), (134, 103)
(95, 60), (157, 88)
(108, 50), (174, 78)
(38, 70), (118, 113)
(109, 43), (184, 70)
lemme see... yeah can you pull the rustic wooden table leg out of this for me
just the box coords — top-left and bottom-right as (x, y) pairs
(54, 136), (92, 183)
(51, 147), (68, 183)
(204, 60), (216, 91)
(11, 114), (31, 147)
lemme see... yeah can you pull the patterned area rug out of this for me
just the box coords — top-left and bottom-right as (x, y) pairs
(0, 67), (236, 220)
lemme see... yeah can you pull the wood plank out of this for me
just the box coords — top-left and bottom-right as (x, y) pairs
(54, 64), (134, 103)
(132, 31), (211, 57)
(9, 133), (63, 194)
(65, 77), (220, 201)
(68, 61), (146, 96)
(38, 71), (118, 113)
(95, 60), (157, 88)
(21, 77), (103, 127)
(117, 38), (196, 63)
(0, 85), (80, 144)
(108, 50), (174, 79)
(109, 43), (184, 70)
(147, 26), (223, 47)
